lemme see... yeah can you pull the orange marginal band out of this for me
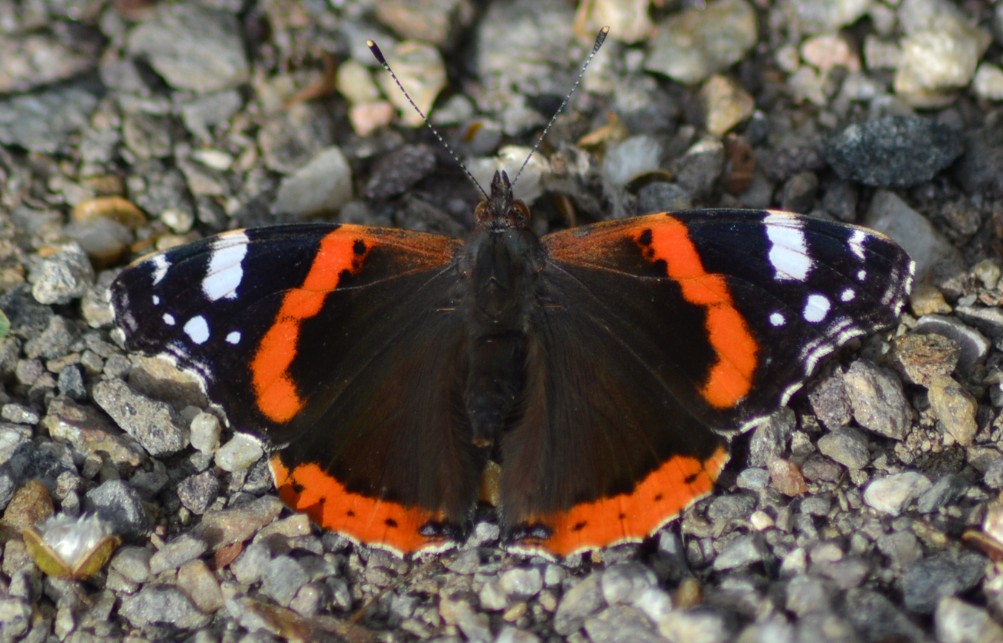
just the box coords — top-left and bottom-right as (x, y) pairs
(522, 445), (729, 557)
(644, 218), (758, 408)
(250, 229), (370, 423)
(271, 457), (443, 554)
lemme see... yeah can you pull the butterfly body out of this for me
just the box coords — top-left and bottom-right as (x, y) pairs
(111, 171), (913, 557)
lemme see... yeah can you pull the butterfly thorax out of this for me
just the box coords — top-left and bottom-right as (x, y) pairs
(461, 172), (546, 449)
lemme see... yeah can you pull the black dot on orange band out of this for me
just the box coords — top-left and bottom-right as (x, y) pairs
(684, 472), (700, 484)
(385, 518), (398, 528)
(653, 493), (664, 502)
(572, 521), (587, 531)
(352, 239), (366, 255)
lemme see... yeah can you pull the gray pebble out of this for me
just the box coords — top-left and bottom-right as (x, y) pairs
(824, 116), (962, 188)
(645, 0), (757, 84)
(817, 427), (870, 470)
(863, 471), (931, 515)
(149, 533), (208, 576)
(935, 596), (1003, 643)
(84, 479), (152, 539)
(126, 4), (248, 93)
(902, 551), (986, 614)
(260, 556), (310, 607)
(30, 243), (95, 305)
(118, 585), (210, 630)
(843, 361), (910, 440)
(92, 380), (189, 457)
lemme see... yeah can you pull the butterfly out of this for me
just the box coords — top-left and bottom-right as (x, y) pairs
(111, 165), (913, 557)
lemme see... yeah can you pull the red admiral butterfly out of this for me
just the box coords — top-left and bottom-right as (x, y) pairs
(111, 31), (913, 557)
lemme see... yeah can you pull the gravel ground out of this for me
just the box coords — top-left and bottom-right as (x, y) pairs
(2, 0), (1003, 641)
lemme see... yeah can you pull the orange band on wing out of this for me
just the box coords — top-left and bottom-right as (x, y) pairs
(270, 457), (443, 554)
(515, 446), (729, 557)
(644, 219), (758, 407)
(251, 230), (369, 423)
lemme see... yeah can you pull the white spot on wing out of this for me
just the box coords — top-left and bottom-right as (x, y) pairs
(225, 331), (241, 344)
(769, 312), (786, 327)
(202, 232), (249, 301)
(184, 315), (210, 344)
(152, 295), (160, 306)
(856, 269), (866, 281)
(765, 213), (811, 281)
(848, 229), (867, 260)
(803, 294), (831, 323)
(163, 313), (175, 326)
(151, 255), (170, 286)
(840, 288), (855, 302)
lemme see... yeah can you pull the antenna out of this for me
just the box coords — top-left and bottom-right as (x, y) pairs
(512, 26), (608, 186)
(369, 26), (610, 198)
(368, 39), (489, 201)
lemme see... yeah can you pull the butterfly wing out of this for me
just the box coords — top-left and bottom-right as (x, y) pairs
(112, 223), (482, 554)
(501, 209), (912, 555)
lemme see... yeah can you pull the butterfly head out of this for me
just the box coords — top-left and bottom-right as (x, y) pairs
(475, 171), (531, 231)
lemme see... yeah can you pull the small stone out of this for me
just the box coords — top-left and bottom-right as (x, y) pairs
(272, 147), (353, 217)
(816, 427), (870, 470)
(785, 575), (833, 616)
(843, 361), (910, 440)
(214, 433), (264, 473)
(602, 135), (664, 190)
(657, 608), (731, 642)
(92, 380), (189, 457)
(374, 0), (471, 47)
(768, 458), (808, 496)
(699, 75), (754, 136)
(177, 559), (224, 614)
(671, 136), (725, 199)
(500, 567), (544, 600)
(195, 496), (284, 550)
(902, 550), (986, 614)
(177, 470), (220, 515)
(84, 479), (152, 539)
(910, 284), (951, 316)
(913, 316), (990, 373)
(109, 546), (152, 585)
(376, 41), (446, 128)
(0, 82), (99, 153)
(585, 605), (659, 642)
(893, 332), (960, 387)
(363, 144), (437, 201)
(149, 533), (209, 575)
(645, 0), (758, 84)
(119, 585), (211, 630)
(785, 0), (869, 33)
(807, 373), (852, 430)
(935, 596), (1003, 643)
(779, 171), (819, 214)
(189, 411), (221, 454)
(261, 556), (309, 607)
(845, 587), (927, 641)
(600, 563), (656, 605)
(927, 375), (978, 446)
(126, 4), (248, 93)
(0, 599), (31, 638)
(30, 244), (96, 305)
(973, 63), (1003, 101)
(916, 473), (968, 513)
(876, 531), (921, 569)
(863, 471), (932, 515)
(554, 571), (603, 635)
(823, 116), (963, 189)
(713, 534), (766, 571)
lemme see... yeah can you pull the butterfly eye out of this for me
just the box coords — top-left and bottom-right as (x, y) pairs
(512, 201), (531, 225)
